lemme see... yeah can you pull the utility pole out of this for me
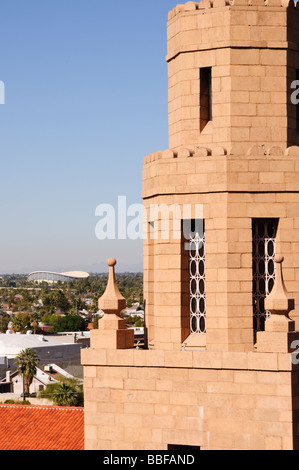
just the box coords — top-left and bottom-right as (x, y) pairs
(19, 364), (25, 401)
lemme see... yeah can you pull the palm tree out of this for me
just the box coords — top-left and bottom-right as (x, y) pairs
(15, 348), (39, 397)
(11, 315), (26, 334)
(30, 312), (41, 334)
(53, 382), (78, 406)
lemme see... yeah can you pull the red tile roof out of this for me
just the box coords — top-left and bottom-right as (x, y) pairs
(0, 404), (84, 450)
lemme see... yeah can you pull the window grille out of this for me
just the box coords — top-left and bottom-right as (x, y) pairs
(252, 218), (278, 332)
(188, 220), (206, 334)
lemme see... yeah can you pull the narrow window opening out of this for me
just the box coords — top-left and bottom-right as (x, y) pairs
(182, 219), (206, 337)
(252, 218), (279, 334)
(200, 67), (212, 132)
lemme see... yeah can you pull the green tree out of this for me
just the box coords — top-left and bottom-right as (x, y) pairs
(52, 314), (87, 333)
(135, 317), (144, 328)
(54, 290), (71, 314)
(11, 314), (29, 333)
(0, 311), (11, 333)
(30, 312), (41, 334)
(15, 348), (39, 396)
(53, 382), (79, 406)
(41, 292), (55, 314)
(39, 379), (83, 406)
(41, 312), (60, 327)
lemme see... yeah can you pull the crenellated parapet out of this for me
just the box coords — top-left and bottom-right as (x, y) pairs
(168, 0), (298, 22)
(142, 145), (299, 198)
(144, 144), (299, 163)
(167, 0), (299, 63)
(143, 146), (227, 164)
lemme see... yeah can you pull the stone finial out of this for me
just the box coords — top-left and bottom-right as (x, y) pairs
(98, 258), (126, 316)
(256, 255), (298, 353)
(90, 258), (134, 349)
(265, 255), (295, 318)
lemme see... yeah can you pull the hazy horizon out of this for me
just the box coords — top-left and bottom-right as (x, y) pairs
(0, 0), (178, 274)
(0, 257), (143, 276)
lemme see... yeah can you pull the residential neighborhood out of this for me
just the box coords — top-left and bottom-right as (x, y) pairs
(0, 272), (144, 449)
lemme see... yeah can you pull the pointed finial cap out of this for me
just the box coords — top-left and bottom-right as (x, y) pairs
(97, 258), (126, 315)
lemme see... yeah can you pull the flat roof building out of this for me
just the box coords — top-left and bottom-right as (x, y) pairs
(0, 333), (83, 380)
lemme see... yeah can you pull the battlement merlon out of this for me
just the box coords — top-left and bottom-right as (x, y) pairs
(167, 0), (299, 62)
(168, 0), (299, 19)
(142, 145), (299, 199)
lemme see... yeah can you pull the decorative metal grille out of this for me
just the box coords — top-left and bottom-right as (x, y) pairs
(189, 221), (206, 334)
(252, 218), (278, 332)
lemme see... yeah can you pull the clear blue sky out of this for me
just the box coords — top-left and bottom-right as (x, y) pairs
(0, 0), (179, 274)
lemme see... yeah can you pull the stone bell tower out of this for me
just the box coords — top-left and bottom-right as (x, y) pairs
(143, 0), (299, 352)
(167, 0), (299, 154)
(83, 0), (299, 451)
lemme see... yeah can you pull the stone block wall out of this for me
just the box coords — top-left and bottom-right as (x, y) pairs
(166, 0), (299, 152)
(82, 349), (299, 450)
(142, 145), (299, 351)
